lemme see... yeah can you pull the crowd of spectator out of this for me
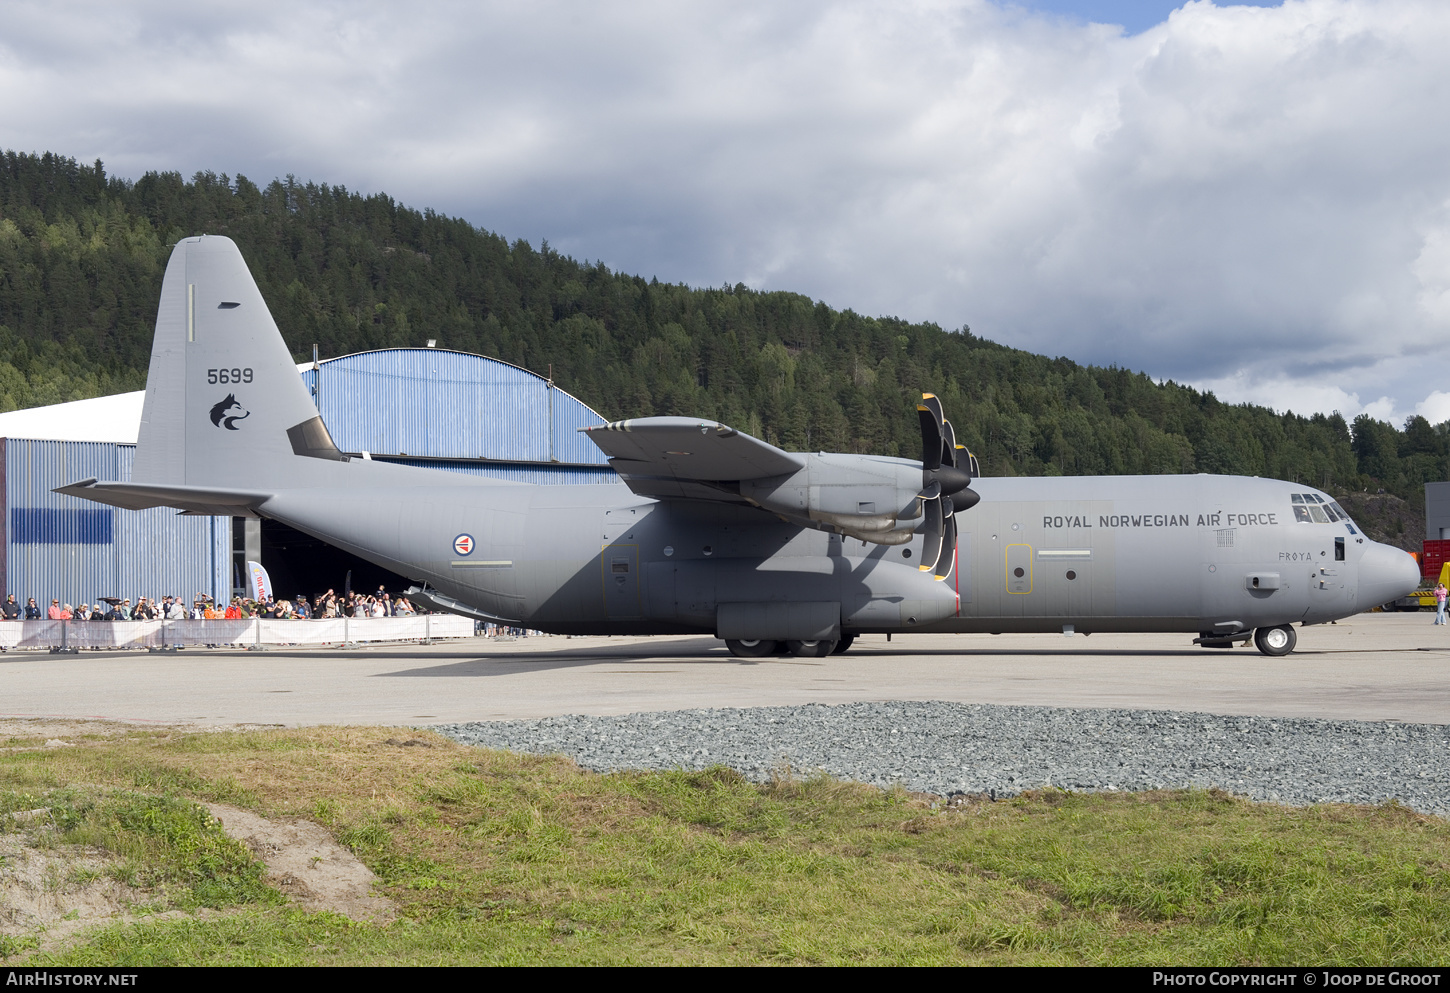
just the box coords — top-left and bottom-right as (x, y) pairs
(479, 623), (538, 638)
(2, 588), (537, 652)
(1, 585), (421, 624)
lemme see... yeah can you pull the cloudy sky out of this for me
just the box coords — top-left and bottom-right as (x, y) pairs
(3, 0), (1448, 426)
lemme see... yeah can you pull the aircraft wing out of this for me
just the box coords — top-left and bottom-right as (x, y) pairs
(53, 478), (272, 517)
(581, 417), (804, 499)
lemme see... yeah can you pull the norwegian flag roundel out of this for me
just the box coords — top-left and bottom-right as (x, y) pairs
(453, 533), (475, 556)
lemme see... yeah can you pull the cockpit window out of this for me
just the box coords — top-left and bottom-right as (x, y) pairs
(1329, 502), (1358, 535)
(1291, 492), (1358, 534)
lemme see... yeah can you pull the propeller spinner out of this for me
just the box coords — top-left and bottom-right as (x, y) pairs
(916, 393), (979, 579)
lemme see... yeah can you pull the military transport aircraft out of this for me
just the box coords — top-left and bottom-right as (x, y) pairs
(58, 236), (1419, 658)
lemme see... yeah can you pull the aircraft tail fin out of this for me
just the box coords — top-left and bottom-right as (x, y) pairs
(133, 235), (344, 490)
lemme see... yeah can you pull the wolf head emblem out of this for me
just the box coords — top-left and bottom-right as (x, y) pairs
(209, 394), (251, 430)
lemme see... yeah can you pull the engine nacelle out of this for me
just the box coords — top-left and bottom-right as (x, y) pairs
(738, 453), (925, 545)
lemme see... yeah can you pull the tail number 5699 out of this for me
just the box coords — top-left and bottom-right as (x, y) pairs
(207, 368), (253, 384)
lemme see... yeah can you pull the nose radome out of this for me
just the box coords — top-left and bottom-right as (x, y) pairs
(1358, 542), (1421, 609)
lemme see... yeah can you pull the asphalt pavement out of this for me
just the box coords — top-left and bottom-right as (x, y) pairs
(2, 612), (1447, 728)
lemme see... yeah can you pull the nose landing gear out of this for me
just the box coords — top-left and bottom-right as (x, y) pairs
(1195, 625), (1297, 656)
(1253, 624), (1296, 656)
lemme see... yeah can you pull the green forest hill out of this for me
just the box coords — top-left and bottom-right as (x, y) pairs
(1, 151), (1441, 550)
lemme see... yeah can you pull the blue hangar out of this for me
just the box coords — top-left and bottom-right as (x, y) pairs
(0, 348), (618, 608)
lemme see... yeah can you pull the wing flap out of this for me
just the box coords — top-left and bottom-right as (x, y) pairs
(612, 476), (752, 502)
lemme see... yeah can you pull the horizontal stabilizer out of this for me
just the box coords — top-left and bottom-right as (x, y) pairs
(581, 418), (804, 494)
(53, 478), (272, 517)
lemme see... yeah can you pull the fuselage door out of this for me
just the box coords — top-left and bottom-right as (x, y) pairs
(602, 507), (642, 619)
(1006, 543), (1033, 594)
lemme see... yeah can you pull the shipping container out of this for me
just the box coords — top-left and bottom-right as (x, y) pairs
(1422, 539), (1450, 580)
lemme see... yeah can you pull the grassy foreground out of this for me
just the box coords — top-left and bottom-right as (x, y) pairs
(2, 723), (1448, 966)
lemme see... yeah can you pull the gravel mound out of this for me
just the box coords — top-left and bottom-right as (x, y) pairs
(434, 701), (1450, 816)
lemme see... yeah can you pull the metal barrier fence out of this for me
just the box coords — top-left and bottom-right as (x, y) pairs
(0, 615), (474, 650)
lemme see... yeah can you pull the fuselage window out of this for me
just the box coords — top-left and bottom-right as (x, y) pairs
(1335, 537), (1345, 561)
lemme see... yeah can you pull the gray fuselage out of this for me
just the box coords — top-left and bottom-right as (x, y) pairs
(260, 470), (1417, 637)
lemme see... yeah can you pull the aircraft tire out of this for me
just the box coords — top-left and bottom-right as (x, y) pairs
(725, 638), (780, 658)
(786, 639), (838, 658)
(832, 635), (856, 655)
(1253, 625), (1296, 657)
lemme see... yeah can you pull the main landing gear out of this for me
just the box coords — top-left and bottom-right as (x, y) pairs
(724, 635), (855, 659)
(724, 639), (777, 658)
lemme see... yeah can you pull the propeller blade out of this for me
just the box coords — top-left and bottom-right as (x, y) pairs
(920, 496), (944, 572)
(920, 393), (944, 426)
(934, 510), (957, 581)
(918, 395), (979, 530)
(941, 419), (957, 469)
(917, 397), (943, 471)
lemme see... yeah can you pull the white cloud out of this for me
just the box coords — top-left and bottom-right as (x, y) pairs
(1360, 396), (1399, 424)
(1193, 368), (1400, 422)
(1417, 391), (1450, 427)
(2, 1), (1449, 419)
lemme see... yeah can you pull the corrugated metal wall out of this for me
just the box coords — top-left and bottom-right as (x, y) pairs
(2, 439), (230, 608)
(300, 348), (609, 465)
